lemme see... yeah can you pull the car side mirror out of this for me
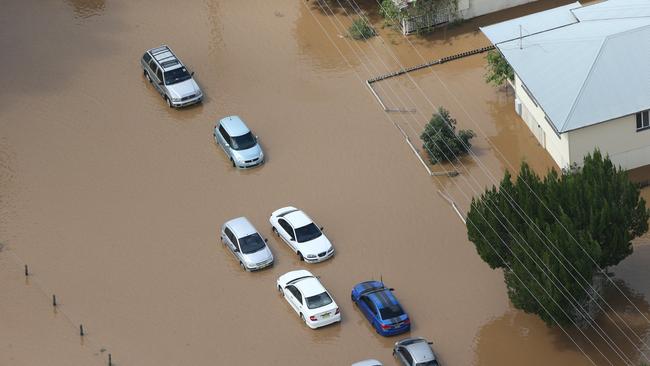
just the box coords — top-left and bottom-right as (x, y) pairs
(158, 81), (163, 86)
(264, 238), (269, 243)
(224, 142), (230, 147)
(191, 71), (195, 76)
(290, 237), (295, 241)
(320, 226), (324, 231)
(233, 248), (239, 252)
(427, 342), (433, 345)
(389, 288), (395, 291)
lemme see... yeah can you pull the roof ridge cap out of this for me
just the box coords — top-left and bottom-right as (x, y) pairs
(561, 37), (609, 132)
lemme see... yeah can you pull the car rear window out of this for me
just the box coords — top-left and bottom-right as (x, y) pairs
(305, 292), (332, 309)
(379, 303), (404, 320)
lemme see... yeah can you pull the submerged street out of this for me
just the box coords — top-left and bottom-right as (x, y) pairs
(1, 0), (648, 365)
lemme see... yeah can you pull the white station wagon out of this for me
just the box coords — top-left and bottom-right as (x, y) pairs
(277, 270), (340, 329)
(269, 207), (334, 263)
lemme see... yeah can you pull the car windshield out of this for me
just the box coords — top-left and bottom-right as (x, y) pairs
(295, 223), (322, 243)
(230, 132), (257, 151)
(305, 292), (333, 309)
(164, 67), (192, 85)
(379, 302), (405, 320)
(238, 233), (266, 254)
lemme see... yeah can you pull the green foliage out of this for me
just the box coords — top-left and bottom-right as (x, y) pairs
(410, 0), (459, 35)
(420, 107), (475, 164)
(379, 0), (402, 24)
(466, 151), (650, 326)
(348, 18), (376, 40)
(485, 50), (514, 87)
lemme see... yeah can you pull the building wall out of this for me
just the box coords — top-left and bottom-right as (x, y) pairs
(513, 74), (571, 169)
(568, 115), (650, 170)
(459, 0), (537, 19)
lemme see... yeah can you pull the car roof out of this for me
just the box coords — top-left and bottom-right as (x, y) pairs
(351, 360), (383, 366)
(148, 45), (183, 71)
(365, 289), (402, 315)
(224, 217), (257, 238)
(401, 338), (435, 363)
(283, 210), (313, 228)
(294, 277), (326, 298)
(219, 115), (250, 137)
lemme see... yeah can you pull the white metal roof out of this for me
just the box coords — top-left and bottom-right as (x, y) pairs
(481, 0), (650, 133)
(480, 2), (581, 44)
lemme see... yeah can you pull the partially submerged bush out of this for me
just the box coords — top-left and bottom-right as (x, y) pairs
(348, 18), (376, 40)
(420, 107), (475, 164)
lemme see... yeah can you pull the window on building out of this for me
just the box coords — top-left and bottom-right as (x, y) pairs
(636, 111), (649, 131)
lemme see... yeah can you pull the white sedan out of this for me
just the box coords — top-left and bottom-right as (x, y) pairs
(277, 270), (341, 329)
(269, 206), (334, 263)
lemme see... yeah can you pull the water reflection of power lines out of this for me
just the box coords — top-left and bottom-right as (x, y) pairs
(303, 0), (650, 364)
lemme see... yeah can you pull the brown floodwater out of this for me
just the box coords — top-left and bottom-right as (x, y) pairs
(1, 0), (648, 365)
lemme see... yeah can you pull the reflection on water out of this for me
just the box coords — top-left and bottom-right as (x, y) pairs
(65, 0), (105, 19)
(473, 278), (650, 366)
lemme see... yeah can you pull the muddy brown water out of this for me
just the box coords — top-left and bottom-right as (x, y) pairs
(1, 0), (648, 365)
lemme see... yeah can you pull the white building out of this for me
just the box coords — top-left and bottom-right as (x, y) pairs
(481, 0), (650, 170)
(394, 0), (538, 34)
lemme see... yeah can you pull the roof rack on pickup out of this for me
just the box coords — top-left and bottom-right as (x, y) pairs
(149, 45), (181, 70)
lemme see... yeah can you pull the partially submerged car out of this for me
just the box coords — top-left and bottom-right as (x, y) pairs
(269, 207), (334, 263)
(141, 45), (202, 108)
(393, 337), (439, 366)
(351, 360), (383, 366)
(214, 115), (265, 169)
(351, 281), (410, 336)
(277, 270), (340, 329)
(221, 217), (273, 271)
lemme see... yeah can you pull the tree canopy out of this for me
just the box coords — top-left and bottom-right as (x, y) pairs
(466, 151), (649, 326)
(485, 50), (514, 87)
(420, 107), (475, 164)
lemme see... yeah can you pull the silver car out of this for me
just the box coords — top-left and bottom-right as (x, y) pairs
(351, 360), (383, 366)
(213, 116), (265, 168)
(221, 217), (273, 271)
(393, 338), (439, 366)
(141, 45), (203, 108)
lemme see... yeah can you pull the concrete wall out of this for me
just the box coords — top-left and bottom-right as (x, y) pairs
(568, 115), (650, 170)
(513, 75), (571, 169)
(459, 0), (537, 19)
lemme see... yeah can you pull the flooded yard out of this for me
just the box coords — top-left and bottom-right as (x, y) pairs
(1, 0), (648, 365)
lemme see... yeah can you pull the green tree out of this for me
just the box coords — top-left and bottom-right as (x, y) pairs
(420, 107), (475, 164)
(485, 50), (514, 87)
(467, 151), (649, 326)
(348, 17), (376, 40)
(378, 0), (402, 25)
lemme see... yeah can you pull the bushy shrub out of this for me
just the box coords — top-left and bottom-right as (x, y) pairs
(348, 18), (376, 40)
(420, 107), (475, 164)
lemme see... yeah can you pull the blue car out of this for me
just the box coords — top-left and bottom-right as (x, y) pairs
(351, 281), (410, 336)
